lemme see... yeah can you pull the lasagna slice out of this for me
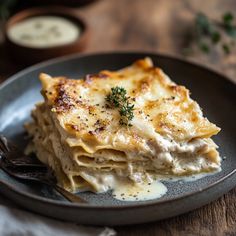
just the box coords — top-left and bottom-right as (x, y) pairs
(25, 58), (221, 193)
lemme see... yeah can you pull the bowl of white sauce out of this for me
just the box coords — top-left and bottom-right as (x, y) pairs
(4, 6), (89, 64)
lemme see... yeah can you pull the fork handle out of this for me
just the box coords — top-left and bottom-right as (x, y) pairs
(53, 185), (87, 203)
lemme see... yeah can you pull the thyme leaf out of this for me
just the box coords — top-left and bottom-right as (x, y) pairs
(106, 86), (134, 126)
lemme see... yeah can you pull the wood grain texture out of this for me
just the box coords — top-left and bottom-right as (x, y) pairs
(0, 0), (235, 235)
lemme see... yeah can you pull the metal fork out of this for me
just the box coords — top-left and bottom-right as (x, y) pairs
(0, 135), (87, 203)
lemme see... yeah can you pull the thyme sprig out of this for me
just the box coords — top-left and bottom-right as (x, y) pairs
(106, 86), (134, 126)
(184, 11), (236, 55)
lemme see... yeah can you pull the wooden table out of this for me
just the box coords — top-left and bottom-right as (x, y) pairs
(0, 0), (235, 235)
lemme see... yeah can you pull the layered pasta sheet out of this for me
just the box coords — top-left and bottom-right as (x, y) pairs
(25, 58), (221, 192)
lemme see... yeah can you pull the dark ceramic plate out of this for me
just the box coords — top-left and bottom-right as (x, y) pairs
(0, 52), (235, 226)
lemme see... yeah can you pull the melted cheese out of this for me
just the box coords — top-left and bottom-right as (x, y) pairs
(25, 58), (221, 198)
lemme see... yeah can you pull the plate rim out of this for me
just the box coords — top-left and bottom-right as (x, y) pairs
(0, 51), (235, 210)
(1, 50), (236, 91)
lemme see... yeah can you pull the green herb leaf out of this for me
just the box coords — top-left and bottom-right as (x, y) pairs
(106, 87), (126, 108)
(223, 12), (234, 25)
(226, 27), (236, 38)
(222, 44), (231, 54)
(196, 13), (212, 36)
(106, 86), (134, 126)
(190, 11), (236, 55)
(199, 42), (210, 53)
(211, 31), (221, 44)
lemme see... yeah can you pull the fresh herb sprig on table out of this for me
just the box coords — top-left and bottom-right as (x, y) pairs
(106, 86), (134, 126)
(185, 12), (236, 55)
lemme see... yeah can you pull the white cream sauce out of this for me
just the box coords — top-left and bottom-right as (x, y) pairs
(111, 170), (221, 202)
(7, 16), (80, 48)
(112, 179), (167, 201)
(81, 169), (220, 202)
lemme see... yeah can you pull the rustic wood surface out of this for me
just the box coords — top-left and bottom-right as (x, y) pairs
(0, 0), (235, 235)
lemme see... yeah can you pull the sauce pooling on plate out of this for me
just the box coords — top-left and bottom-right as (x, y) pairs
(7, 16), (80, 48)
(111, 170), (220, 202)
(112, 180), (167, 202)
